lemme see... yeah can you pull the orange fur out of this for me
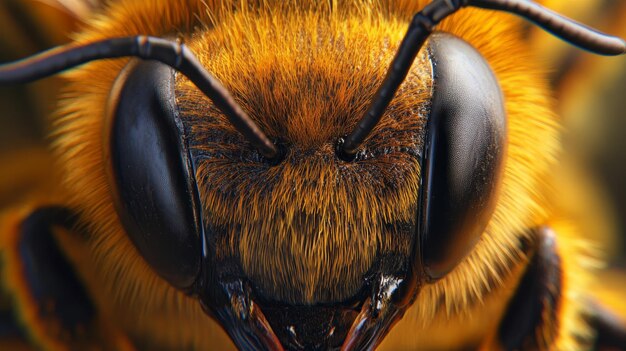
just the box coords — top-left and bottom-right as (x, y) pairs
(176, 9), (431, 303)
(0, 0), (604, 350)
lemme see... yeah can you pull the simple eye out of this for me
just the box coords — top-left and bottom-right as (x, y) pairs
(417, 33), (507, 281)
(105, 60), (202, 289)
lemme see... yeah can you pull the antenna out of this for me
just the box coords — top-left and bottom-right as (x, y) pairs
(0, 35), (279, 161)
(337, 0), (626, 160)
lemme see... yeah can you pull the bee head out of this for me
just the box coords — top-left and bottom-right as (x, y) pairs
(100, 5), (573, 348)
(103, 15), (509, 347)
(2, 0), (623, 350)
(79, 3), (626, 351)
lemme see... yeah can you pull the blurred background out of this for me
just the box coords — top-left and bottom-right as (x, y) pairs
(536, 0), (626, 269)
(0, 0), (625, 264)
(0, 0), (99, 210)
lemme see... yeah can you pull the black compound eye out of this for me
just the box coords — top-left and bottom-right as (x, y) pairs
(417, 33), (507, 281)
(105, 60), (202, 289)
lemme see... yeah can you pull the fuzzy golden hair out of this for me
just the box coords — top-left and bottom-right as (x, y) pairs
(176, 10), (431, 303)
(42, 0), (594, 349)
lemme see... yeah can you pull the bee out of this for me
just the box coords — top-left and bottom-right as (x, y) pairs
(0, 0), (625, 350)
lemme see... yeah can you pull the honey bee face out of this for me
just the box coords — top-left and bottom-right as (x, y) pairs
(2, 0), (624, 350)
(103, 4), (509, 348)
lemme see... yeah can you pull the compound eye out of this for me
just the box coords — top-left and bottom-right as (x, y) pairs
(418, 33), (507, 281)
(105, 60), (202, 289)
